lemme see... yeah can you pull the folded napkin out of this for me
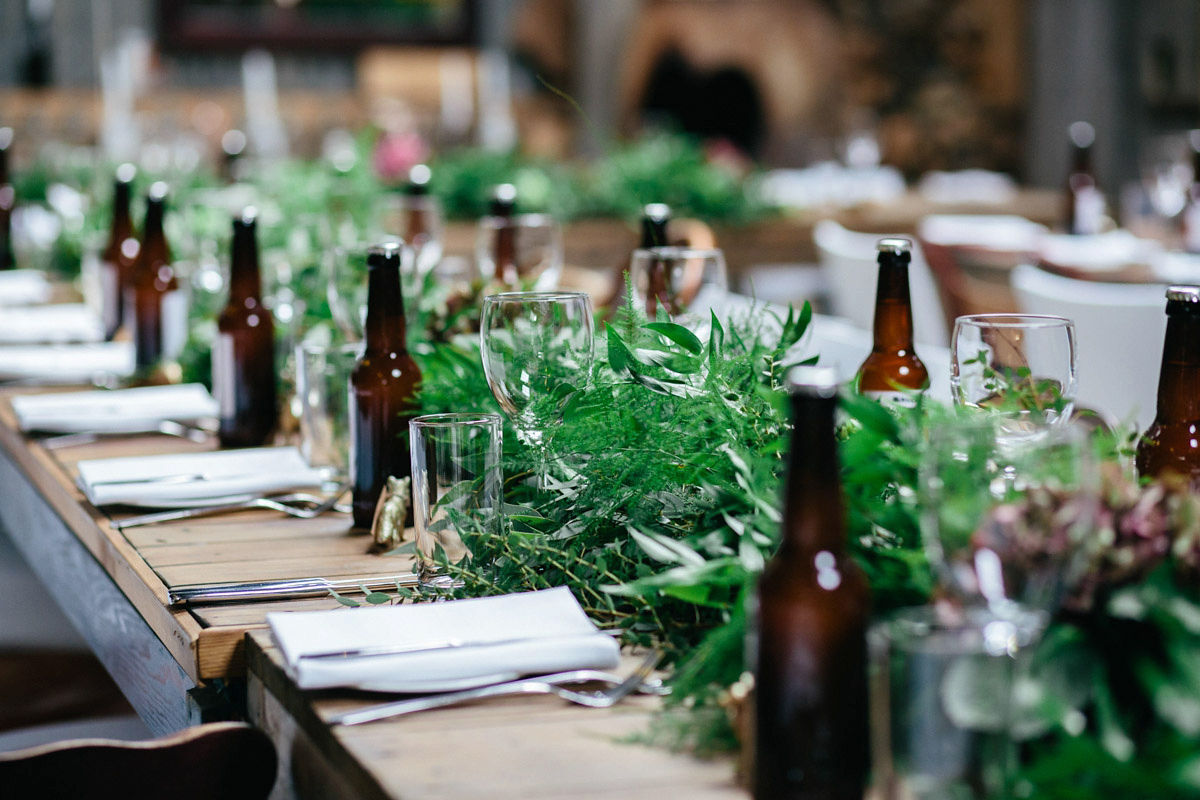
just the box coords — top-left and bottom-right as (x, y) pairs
(1038, 230), (1161, 273)
(0, 270), (52, 306)
(918, 170), (1018, 205)
(0, 342), (135, 383)
(268, 587), (622, 692)
(919, 214), (1045, 252)
(12, 383), (219, 433)
(0, 304), (104, 344)
(77, 446), (326, 507)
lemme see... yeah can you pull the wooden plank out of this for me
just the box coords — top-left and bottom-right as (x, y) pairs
(192, 597), (355, 627)
(245, 632), (744, 800)
(0, 393), (206, 684)
(123, 514), (368, 548)
(143, 535), (374, 567)
(0, 446), (200, 734)
(156, 557), (414, 587)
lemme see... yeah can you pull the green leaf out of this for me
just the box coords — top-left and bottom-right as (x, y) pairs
(605, 322), (636, 374)
(708, 311), (725, 360)
(643, 322), (703, 354)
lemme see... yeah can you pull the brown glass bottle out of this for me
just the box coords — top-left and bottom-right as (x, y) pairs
(490, 183), (519, 288)
(214, 209), (278, 448)
(857, 238), (929, 402)
(754, 366), (870, 800)
(350, 242), (422, 529)
(405, 164), (435, 250)
(130, 182), (183, 376)
(1136, 286), (1200, 482)
(639, 203), (676, 318)
(0, 127), (15, 271)
(100, 164), (138, 340)
(1064, 121), (1104, 235)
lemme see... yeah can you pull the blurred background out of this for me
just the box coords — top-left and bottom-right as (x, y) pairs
(0, 0), (1193, 189)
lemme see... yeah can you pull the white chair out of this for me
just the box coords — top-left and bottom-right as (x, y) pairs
(1009, 264), (1167, 432)
(813, 219), (949, 348)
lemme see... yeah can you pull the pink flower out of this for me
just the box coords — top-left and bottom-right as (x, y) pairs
(373, 132), (429, 184)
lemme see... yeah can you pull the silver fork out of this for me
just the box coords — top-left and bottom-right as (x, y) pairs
(330, 649), (665, 726)
(112, 484), (350, 530)
(39, 420), (214, 449)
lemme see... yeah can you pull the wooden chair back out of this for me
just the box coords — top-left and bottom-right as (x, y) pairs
(0, 721), (277, 800)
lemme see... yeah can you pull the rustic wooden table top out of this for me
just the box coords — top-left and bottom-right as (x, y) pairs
(0, 386), (415, 685)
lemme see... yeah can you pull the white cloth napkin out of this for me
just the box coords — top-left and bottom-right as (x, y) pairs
(0, 304), (104, 343)
(0, 270), (52, 306)
(919, 214), (1045, 252)
(1038, 230), (1161, 273)
(268, 587), (622, 692)
(12, 383), (219, 433)
(0, 342), (135, 383)
(76, 446), (326, 507)
(918, 170), (1019, 205)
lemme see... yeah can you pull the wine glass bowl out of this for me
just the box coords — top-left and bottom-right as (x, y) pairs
(475, 214), (563, 291)
(919, 418), (1097, 642)
(326, 238), (410, 342)
(628, 247), (728, 324)
(950, 314), (1077, 443)
(479, 291), (594, 447)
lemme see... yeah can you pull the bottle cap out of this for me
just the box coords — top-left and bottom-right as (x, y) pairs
(1069, 121), (1095, 149)
(490, 183), (517, 216)
(222, 129), (247, 158)
(876, 237), (912, 256)
(0, 127), (12, 151)
(234, 206), (258, 229)
(643, 203), (670, 222)
(1166, 285), (1200, 304)
(148, 181), (169, 203)
(115, 162), (137, 184)
(786, 365), (840, 398)
(407, 164), (432, 195)
(366, 240), (405, 268)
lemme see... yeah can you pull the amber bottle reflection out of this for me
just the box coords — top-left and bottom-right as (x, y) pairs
(0, 127), (15, 271)
(639, 203), (678, 318)
(1136, 286), (1200, 482)
(490, 183), (519, 287)
(131, 182), (183, 377)
(1064, 121), (1104, 235)
(754, 366), (870, 800)
(405, 164), (434, 250)
(100, 164), (138, 340)
(857, 238), (929, 402)
(214, 209), (277, 448)
(350, 242), (422, 529)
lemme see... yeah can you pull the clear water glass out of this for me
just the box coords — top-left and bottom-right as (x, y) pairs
(295, 340), (362, 482)
(628, 246), (728, 324)
(475, 213), (563, 291)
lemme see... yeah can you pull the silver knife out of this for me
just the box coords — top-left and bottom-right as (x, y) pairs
(168, 574), (419, 606)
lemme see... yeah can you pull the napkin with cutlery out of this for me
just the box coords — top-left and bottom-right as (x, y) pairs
(12, 383), (219, 433)
(0, 304), (105, 344)
(0, 270), (52, 306)
(268, 587), (622, 692)
(76, 446), (327, 507)
(0, 342), (135, 383)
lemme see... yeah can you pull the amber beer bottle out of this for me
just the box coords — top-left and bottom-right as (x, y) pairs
(99, 164), (138, 340)
(0, 127), (15, 271)
(754, 366), (870, 800)
(490, 183), (519, 288)
(857, 238), (929, 403)
(1136, 286), (1200, 482)
(639, 203), (674, 318)
(214, 209), (278, 448)
(350, 242), (422, 529)
(1064, 121), (1105, 235)
(130, 182), (185, 378)
(405, 164), (434, 250)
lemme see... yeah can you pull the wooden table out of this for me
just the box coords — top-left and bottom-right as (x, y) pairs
(0, 387), (745, 798)
(0, 387), (416, 732)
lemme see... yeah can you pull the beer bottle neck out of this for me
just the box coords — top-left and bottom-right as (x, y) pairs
(781, 393), (845, 554)
(111, 183), (132, 236)
(1071, 145), (1092, 176)
(364, 262), (408, 352)
(871, 256), (915, 351)
(228, 226), (262, 302)
(641, 217), (669, 249)
(494, 220), (517, 284)
(143, 202), (164, 246)
(1156, 312), (1200, 422)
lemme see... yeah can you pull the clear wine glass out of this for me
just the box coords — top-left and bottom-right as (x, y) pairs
(479, 291), (594, 484)
(919, 417), (1098, 647)
(475, 214), (563, 290)
(325, 237), (412, 342)
(951, 314), (1077, 446)
(628, 246), (728, 325)
(379, 191), (444, 279)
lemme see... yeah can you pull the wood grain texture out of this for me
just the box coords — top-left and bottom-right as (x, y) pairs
(0, 389), (415, 683)
(245, 632), (744, 800)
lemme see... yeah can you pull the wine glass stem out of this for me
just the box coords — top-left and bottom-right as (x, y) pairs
(517, 427), (549, 489)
